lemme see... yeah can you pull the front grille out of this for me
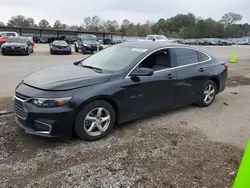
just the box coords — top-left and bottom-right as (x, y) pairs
(56, 46), (67, 49)
(14, 99), (28, 120)
(7, 47), (20, 50)
(15, 92), (30, 101)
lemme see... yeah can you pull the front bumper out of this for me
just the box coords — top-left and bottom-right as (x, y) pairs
(2, 48), (26, 55)
(84, 45), (103, 51)
(14, 94), (77, 138)
(51, 49), (71, 54)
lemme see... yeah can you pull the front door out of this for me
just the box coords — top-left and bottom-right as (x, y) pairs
(120, 49), (177, 120)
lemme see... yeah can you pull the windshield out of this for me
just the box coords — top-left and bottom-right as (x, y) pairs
(155, 35), (168, 40)
(81, 45), (147, 72)
(7, 37), (26, 43)
(0, 32), (16, 37)
(82, 35), (97, 41)
(53, 40), (67, 45)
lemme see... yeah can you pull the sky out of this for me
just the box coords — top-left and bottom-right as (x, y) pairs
(0, 0), (249, 25)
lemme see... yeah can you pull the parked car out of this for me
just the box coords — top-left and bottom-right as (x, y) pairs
(50, 40), (71, 55)
(14, 42), (228, 141)
(1, 36), (33, 55)
(146, 35), (174, 42)
(74, 34), (103, 54)
(33, 36), (48, 43)
(0, 31), (19, 46)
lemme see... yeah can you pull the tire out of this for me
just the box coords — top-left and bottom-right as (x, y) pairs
(74, 44), (79, 52)
(81, 47), (86, 54)
(75, 100), (116, 141)
(25, 49), (30, 56)
(197, 80), (217, 107)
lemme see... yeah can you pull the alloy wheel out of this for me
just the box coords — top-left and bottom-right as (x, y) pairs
(84, 107), (111, 136)
(203, 84), (215, 104)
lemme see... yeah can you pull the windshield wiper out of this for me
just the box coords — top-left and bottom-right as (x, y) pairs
(81, 65), (102, 73)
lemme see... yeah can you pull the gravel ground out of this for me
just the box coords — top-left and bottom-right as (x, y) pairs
(0, 45), (250, 187)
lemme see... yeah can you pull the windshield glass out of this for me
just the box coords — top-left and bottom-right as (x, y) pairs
(81, 45), (147, 72)
(0, 32), (16, 37)
(53, 40), (67, 45)
(83, 35), (97, 40)
(7, 37), (26, 43)
(155, 35), (168, 40)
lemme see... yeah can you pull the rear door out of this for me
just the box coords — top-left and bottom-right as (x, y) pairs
(173, 48), (211, 105)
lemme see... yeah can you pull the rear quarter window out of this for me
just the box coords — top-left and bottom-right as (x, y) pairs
(174, 48), (198, 66)
(197, 51), (210, 62)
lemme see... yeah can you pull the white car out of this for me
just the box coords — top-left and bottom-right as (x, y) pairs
(0, 31), (19, 46)
(146, 35), (174, 42)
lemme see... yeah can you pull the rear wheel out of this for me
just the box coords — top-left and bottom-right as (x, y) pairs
(197, 80), (217, 107)
(75, 100), (116, 141)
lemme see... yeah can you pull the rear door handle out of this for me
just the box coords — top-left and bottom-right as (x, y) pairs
(166, 74), (175, 79)
(198, 68), (206, 72)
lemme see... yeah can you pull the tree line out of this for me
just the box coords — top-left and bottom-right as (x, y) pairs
(0, 12), (250, 38)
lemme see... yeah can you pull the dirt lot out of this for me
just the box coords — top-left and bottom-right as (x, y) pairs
(0, 44), (250, 187)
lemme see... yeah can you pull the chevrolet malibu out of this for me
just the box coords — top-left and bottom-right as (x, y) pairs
(14, 42), (228, 141)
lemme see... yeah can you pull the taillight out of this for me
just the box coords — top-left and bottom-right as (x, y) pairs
(224, 63), (228, 70)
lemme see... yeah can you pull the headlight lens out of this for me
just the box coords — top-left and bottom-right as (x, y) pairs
(31, 97), (72, 107)
(20, 46), (26, 49)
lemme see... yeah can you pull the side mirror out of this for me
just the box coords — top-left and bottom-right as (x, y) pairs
(130, 68), (154, 77)
(152, 38), (156, 42)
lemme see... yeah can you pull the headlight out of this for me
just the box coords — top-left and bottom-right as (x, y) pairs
(31, 97), (72, 107)
(83, 43), (89, 47)
(20, 46), (26, 49)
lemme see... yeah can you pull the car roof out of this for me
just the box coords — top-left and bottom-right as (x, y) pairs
(119, 41), (189, 51)
(8, 36), (27, 39)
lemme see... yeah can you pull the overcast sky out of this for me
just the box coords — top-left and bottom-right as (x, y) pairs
(0, 0), (249, 25)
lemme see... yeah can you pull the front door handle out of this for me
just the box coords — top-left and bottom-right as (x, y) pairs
(166, 74), (175, 79)
(198, 68), (206, 72)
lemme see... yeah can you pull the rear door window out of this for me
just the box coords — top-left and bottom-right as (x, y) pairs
(147, 36), (153, 40)
(197, 51), (210, 62)
(174, 48), (199, 66)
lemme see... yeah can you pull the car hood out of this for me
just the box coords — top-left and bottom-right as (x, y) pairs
(85, 40), (99, 45)
(53, 44), (70, 47)
(2, 42), (26, 47)
(23, 64), (112, 91)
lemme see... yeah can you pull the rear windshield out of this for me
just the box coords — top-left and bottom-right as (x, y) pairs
(0, 32), (16, 37)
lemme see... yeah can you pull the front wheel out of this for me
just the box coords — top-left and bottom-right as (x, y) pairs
(75, 100), (116, 141)
(74, 44), (79, 52)
(197, 80), (217, 107)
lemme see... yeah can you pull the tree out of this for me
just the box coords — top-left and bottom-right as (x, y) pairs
(27, 17), (36, 27)
(220, 12), (243, 25)
(7, 15), (30, 27)
(53, 20), (63, 29)
(91, 15), (101, 31)
(120, 19), (131, 35)
(38, 19), (50, 28)
(84, 17), (92, 30)
(0, 21), (5, 26)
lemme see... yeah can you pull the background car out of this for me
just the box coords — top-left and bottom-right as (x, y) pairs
(74, 34), (103, 54)
(0, 31), (19, 47)
(50, 40), (72, 55)
(14, 42), (228, 141)
(1, 36), (33, 55)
